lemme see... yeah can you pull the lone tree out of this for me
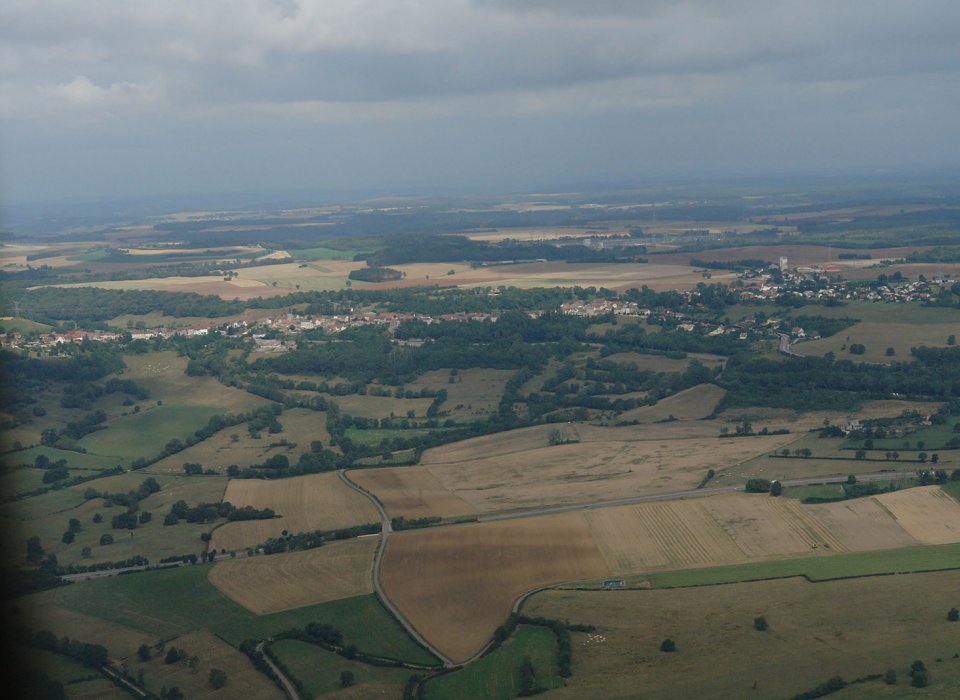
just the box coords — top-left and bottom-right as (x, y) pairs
(753, 616), (769, 631)
(137, 644), (151, 661)
(948, 607), (959, 622)
(209, 668), (227, 689)
(884, 668), (897, 685)
(660, 638), (677, 652)
(770, 481), (782, 497)
(910, 660), (928, 688)
(339, 671), (355, 688)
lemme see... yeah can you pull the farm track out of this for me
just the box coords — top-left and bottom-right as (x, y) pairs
(256, 641), (300, 700)
(337, 469), (456, 668)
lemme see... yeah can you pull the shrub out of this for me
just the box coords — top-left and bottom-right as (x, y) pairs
(948, 607), (959, 622)
(209, 668), (227, 689)
(753, 616), (768, 631)
(660, 638), (676, 652)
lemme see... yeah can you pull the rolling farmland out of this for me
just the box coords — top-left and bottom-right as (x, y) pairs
(208, 538), (377, 614)
(210, 472), (379, 551)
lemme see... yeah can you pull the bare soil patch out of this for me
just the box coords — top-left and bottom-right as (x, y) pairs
(208, 538), (376, 614)
(380, 514), (609, 663)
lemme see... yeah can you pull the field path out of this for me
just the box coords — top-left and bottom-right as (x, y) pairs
(337, 469), (455, 668)
(257, 641), (300, 700)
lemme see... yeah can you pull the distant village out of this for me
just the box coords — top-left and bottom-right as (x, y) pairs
(2, 257), (953, 352)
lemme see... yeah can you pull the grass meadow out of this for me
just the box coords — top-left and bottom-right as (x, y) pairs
(423, 625), (562, 700)
(37, 565), (438, 665)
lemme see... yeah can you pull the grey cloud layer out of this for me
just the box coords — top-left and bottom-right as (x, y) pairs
(4, 0), (958, 112)
(1, 1), (958, 202)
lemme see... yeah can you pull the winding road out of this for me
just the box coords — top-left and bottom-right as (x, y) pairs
(337, 469), (457, 668)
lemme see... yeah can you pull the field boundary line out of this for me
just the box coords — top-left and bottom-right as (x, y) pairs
(337, 468), (455, 669)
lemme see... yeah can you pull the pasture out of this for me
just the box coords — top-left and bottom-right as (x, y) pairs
(406, 367), (513, 417)
(10, 597), (153, 660)
(135, 628), (284, 700)
(524, 570), (960, 700)
(208, 538), (377, 614)
(267, 640), (411, 698)
(3, 472), (229, 567)
(380, 514), (610, 663)
(77, 351), (269, 461)
(617, 383), (726, 423)
(795, 321), (958, 363)
(148, 407), (329, 473)
(209, 472), (379, 551)
(602, 351), (726, 374)
(423, 625), (562, 700)
(33, 565), (437, 664)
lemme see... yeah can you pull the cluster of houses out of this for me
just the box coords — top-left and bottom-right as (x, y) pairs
(736, 266), (947, 305)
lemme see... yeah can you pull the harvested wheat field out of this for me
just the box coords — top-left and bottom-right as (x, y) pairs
(210, 473), (378, 551)
(208, 538), (376, 614)
(584, 500), (748, 573)
(700, 494), (845, 557)
(871, 486), (960, 544)
(618, 383), (727, 423)
(380, 514), (610, 663)
(418, 433), (795, 514)
(806, 498), (920, 551)
(348, 467), (477, 519)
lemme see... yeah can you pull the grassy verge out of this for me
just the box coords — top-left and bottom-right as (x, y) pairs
(42, 565), (438, 665)
(423, 626), (562, 700)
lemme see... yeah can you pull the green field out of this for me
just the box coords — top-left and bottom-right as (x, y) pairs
(640, 543), (960, 589)
(78, 404), (225, 460)
(0, 317), (53, 333)
(831, 658), (960, 698)
(40, 566), (438, 665)
(727, 301), (960, 326)
(846, 423), (960, 451)
(424, 626), (562, 700)
(782, 483), (847, 500)
(289, 246), (372, 261)
(268, 639), (413, 697)
(344, 426), (449, 448)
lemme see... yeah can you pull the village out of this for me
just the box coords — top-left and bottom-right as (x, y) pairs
(1, 259), (953, 353)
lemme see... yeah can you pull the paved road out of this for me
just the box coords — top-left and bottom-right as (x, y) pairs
(337, 469), (456, 668)
(256, 641), (300, 700)
(779, 332), (802, 356)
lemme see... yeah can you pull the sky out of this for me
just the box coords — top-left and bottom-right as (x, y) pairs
(2, 0), (960, 205)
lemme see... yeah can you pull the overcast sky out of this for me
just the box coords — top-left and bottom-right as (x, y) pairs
(2, 0), (959, 205)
